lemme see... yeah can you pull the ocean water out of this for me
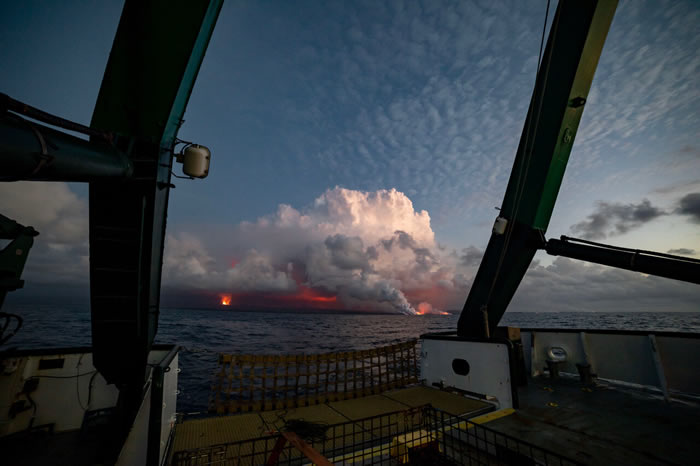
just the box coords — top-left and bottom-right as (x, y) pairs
(4, 304), (700, 413)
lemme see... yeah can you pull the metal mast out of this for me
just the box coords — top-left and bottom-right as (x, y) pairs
(86, 0), (223, 430)
(458, 0), (618, 337)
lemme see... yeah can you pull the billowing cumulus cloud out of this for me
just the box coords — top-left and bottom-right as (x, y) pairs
(459, 246), (483, 267)
(3, 183), (696, 314)
(226, 250), (297, 293)
(570, 199), (667, 239)
(162, 233), (217, 288)
(158, 186), (700, 314)
(0, 182), (88, 285)
(163, 187), (461, 314)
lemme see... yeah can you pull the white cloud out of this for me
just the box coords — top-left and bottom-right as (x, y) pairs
(164, 187), (463, 313)
(226, 250), (297, 293)
(163, 186), (699, 314)
(0, 182), (87, 245)
(0, 182), (88, 284)
(163, 233), (216, 288)
(2, 183), (695, 315)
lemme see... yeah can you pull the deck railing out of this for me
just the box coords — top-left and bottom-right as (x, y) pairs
(209, 340), (420, 414)
(173, 405), (581, 466)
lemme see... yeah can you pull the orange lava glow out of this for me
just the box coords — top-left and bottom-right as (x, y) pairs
(215, 285), (338, 310)
(415, 301), (448, 315)
(310, 295), (337, 302)
(415, 309), (450, 316)
(297, 285), (337, 303)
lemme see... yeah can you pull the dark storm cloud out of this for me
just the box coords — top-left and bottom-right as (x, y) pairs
(380, 230), (417, 251)
(510, 257), (700, 313)
(667, 248), (696, 256)
(459, 246), (483, 267)
(570, 199), (667, 239)
(378, 231), (438, 274)
(324, 234), (372, 271)
(676, 192), (700, 223)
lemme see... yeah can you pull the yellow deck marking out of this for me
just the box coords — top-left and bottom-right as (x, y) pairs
(470, 408), (515, 424)
(325, 409), (515, 464)
(454, 408), (515, 430)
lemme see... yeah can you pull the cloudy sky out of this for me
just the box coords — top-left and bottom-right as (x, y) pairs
(1, 0), (698, 313)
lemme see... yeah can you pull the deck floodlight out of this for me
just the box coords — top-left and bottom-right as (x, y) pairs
(492, 216), (508, 235)
(175, 144), (211, 178)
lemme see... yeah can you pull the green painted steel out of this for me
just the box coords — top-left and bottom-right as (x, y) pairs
(90, 2), (222, 144)
(458, 0), (618, 337)
(500, 0), (617, 231)
(87, 0), (222, 410)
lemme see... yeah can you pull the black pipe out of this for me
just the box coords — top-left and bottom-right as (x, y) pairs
(0, 114), (132, 182)
(545, 237), (700, 285)
(1, 93), (113, 142)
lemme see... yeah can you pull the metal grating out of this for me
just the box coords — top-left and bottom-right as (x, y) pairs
(171, 405), (581, 466)
(209, 341), (420, 414)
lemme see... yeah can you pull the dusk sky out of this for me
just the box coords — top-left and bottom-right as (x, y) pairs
(1, 1), (698, 313)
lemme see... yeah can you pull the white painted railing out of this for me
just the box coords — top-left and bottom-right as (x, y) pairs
(521, 329), (700, 399)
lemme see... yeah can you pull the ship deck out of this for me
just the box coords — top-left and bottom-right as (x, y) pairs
(486, 375), (700, 465)
(4, 376), (697, 465)
(169, 384), (494, 457)
(167, 378), (700, 465)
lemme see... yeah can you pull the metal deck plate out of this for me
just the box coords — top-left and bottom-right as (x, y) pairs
(327, 395), (407, 421)
(259, 404), (348, 430)
(487, 376), (700, 465)
(171, 413), (266, 452)
(383, 385), (493, 416)
(170, 385), (492, 457)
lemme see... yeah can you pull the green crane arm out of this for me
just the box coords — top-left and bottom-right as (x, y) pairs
(87, 0), (222, 419)
(458, 0), (618, 337)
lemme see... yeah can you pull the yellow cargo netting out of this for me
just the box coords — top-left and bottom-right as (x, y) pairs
(209, 340), (420, 414)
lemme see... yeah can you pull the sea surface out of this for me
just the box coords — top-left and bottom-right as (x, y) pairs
(4, 305), (700, 413)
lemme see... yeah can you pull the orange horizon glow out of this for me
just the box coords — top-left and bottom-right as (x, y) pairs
(308, 295), (337, 303)
(297, 285), (337, 303)
(214, 286), (337, 309)
(215, 285), (454, 314)
(415, 309), (450, 315)
(415, 301), (449, 315)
